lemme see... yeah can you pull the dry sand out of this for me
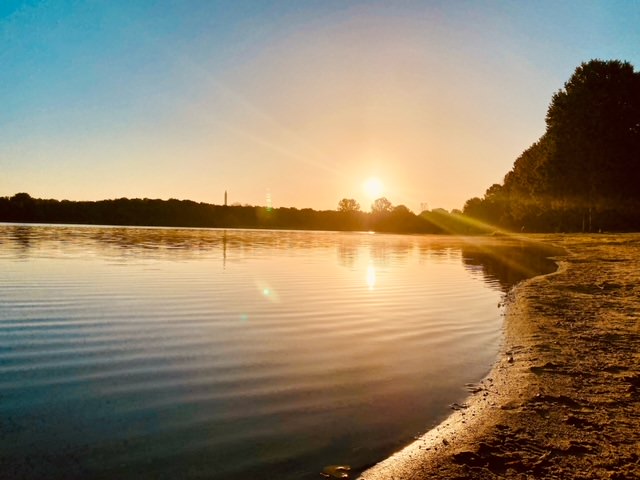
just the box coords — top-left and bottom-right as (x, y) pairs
(359, 234), (640, 480)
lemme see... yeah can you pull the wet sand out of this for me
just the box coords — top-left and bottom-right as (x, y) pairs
(359, 234), (640, 479)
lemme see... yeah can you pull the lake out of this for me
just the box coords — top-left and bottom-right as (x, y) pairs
(0, 225), (558, 479)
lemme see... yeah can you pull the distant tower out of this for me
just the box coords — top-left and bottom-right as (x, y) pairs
(224, 190), (228, 207)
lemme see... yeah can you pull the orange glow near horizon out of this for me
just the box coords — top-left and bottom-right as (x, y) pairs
(363, 177), (384, 201)
(5, 3), (637, 212)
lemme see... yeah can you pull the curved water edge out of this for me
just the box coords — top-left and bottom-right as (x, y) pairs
(0, 225), (561, 480)
(358, 240), (565, 480)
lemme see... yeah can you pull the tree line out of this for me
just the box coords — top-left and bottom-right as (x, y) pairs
(463, 59), (640, 232)
(5, 60), (637, 234)
(0, 192), (484, 234)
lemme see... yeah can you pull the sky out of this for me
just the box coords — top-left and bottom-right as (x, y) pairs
(2, 1), (640, 212)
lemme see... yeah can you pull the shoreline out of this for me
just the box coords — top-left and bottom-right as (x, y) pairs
(359, 234), (640, 479)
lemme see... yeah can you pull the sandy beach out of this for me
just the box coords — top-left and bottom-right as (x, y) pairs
(359, 234), (640, 479)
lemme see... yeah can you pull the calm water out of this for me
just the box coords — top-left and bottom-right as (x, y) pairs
(0, 225), (558, 479)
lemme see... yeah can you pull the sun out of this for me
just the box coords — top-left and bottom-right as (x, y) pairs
(363, 177), (384, 200)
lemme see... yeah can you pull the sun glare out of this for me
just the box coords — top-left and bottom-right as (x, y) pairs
(363, 177), (384, 200)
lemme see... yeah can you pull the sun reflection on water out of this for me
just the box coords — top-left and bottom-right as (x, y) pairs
(366, 264), (376, 290)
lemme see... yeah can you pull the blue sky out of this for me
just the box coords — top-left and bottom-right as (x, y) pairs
(2, 1), (639, 211)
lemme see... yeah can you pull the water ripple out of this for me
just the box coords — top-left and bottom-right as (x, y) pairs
(0, 226), (557, 480)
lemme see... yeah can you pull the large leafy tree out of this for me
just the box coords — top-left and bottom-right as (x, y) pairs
(371, 197), (392, 213)
(464, 59), (640, 232)
(337, 198), (361, 212)
(545, 60), (640, 211)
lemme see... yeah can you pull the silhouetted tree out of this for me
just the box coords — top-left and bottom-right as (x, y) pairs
(544, 59), (640, 230)
(337, 198), (361, 212)
(463, 59), (640, 232)
(371, 197), (392, 213)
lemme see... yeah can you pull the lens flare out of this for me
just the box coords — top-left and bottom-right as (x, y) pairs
(256, 281), (280, 303)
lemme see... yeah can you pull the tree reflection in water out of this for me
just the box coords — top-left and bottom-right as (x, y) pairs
(460, 241), (563, 292)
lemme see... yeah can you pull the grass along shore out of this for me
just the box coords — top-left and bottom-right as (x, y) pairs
(359, 234), (640, 479)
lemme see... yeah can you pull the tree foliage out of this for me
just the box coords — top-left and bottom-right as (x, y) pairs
(0, 194), (472, 234)
(371, 197), (393, 213)
(464, 59), (640, 232)
(337, 198), (361, 212)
